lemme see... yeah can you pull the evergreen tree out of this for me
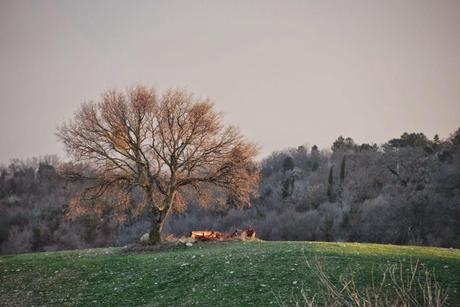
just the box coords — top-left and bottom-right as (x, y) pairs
(327, 166), (335, 202)
(310, 145), (320, 171)
(340, 155), (346, 185)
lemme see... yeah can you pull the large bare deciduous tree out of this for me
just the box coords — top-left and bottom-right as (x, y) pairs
(57, 86), (259, 244)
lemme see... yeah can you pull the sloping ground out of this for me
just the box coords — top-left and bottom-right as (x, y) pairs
(0, 241), (459, 306)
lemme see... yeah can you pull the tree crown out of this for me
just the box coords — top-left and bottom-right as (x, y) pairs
(57, 86), (259, 218)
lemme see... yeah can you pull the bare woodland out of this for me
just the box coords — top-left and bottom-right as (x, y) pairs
(1, 86), (459, 253)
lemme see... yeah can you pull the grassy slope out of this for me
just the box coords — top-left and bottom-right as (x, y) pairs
(1, 241), (459, 306)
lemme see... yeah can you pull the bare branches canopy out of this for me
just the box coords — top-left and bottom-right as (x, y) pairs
(57, 86), (259, 244)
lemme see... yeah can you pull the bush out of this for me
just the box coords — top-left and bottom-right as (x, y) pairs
(1, 226), (32, 254)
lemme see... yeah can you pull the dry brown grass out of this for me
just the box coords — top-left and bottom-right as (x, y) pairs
(289, 257), (448, 307)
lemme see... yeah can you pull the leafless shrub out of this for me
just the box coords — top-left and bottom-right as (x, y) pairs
(0, 226), (32, 254)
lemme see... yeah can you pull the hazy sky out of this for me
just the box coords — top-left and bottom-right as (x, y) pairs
(1, 0), (459, 163)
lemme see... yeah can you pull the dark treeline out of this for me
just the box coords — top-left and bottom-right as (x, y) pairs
(1, 128), (460, 254)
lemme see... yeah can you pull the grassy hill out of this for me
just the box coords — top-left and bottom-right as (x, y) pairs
(1, 241), (459, 306)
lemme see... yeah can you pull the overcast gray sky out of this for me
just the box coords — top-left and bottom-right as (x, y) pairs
(1, 0), (459, 163)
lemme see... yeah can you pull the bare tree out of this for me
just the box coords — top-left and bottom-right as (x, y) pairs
(57, 86), (259, 244)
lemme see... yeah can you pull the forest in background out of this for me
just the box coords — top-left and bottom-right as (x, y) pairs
(1, 127), (459, 254)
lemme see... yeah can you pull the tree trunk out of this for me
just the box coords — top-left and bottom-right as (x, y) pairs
(149, 210), (165, 244)
(148, 193), (174, 245)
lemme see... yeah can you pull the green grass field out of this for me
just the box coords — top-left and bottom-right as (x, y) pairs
(1, 241), (459, 306)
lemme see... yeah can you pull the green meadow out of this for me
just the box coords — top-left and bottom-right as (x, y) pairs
(1, 241), (459, 306)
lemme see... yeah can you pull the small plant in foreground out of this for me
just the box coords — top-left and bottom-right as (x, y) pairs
(287, 257), (448, 307)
